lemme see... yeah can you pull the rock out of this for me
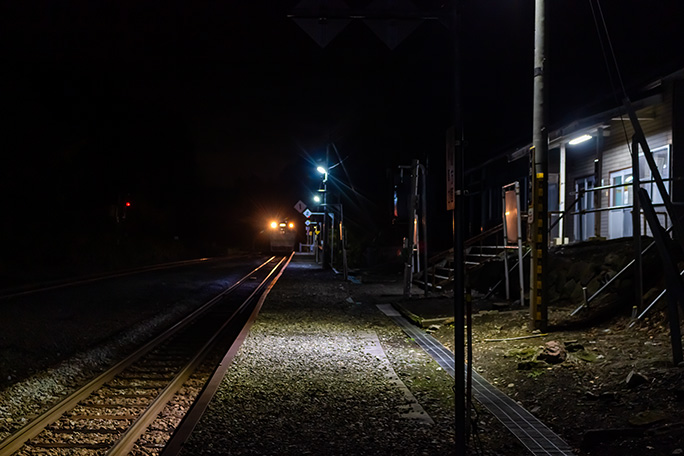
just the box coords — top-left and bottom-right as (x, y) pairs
(547, 287), (561, 303)
(537, 341), (567, 364)
(599, 391), (619, 402)
(672, 449), (683, 455)
(586, 277), (600, 297)
(574, 349), (598, 362)
(628, 410), (668, 426)
(505, 347), (538, 360)
(570, 283), (584, 302)
(625, 370), (649, 388)
(564, 341), (584, 352)
(604, 252), (623, 268)
(563, 279), (577, 298)
(517, 360), (546, 370)
(581, 428), (644, 450)
(569, 261), (590, 281)
(585, 391), (599, 401)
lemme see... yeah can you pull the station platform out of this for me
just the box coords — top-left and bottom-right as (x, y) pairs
(177, 256), (574, 455)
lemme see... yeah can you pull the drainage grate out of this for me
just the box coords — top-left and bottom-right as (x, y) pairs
(377, 304), (575, 456)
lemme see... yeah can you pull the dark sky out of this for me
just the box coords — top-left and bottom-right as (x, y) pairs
(2, 0), (684, 260)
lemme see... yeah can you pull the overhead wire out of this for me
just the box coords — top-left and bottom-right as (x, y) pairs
(588, 0), (632, 153)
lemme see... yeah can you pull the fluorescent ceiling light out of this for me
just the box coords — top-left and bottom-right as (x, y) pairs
(568, 134), (592, 145)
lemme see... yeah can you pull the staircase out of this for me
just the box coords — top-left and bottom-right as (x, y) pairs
(414, 224), (510, 291)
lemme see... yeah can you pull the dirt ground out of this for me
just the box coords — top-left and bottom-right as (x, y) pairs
(429, 300), (684, 456)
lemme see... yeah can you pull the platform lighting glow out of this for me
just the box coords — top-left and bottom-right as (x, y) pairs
(314, 195), (321, 203)
(270, 221), (278, 229)
(568, 134), (592, 145)
(317, 166), (327, 175)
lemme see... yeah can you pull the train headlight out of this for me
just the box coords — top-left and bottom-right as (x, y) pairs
(288, 222), (294, 229)
(270, 221), (278, 229)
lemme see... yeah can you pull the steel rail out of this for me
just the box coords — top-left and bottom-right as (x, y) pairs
(0, 256), (277, 456)
(106, 255), (289, 455)
(0, 257), (217, 300)
(160, 252), (294, 456)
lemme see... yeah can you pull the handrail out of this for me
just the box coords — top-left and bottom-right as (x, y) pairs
(465, 223), (503, 247)
(567, 177), (678, 196)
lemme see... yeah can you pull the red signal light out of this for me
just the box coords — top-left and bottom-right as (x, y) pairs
(125, 202), (131, 207)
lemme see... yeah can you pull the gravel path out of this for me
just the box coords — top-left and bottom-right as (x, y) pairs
(179, 260), (457, 455)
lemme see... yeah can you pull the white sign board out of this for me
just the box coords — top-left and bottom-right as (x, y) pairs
(294, 200), (307, 213)
(303, 208), (312, 218)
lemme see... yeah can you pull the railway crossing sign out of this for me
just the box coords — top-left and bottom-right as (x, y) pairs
(303, 208), (312, 218)
(294, 200), (307, 213)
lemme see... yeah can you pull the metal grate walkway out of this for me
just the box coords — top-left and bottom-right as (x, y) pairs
(377, 304), (575, 456)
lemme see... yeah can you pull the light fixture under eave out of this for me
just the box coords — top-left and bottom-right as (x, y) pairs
(568, 134), (592, 145)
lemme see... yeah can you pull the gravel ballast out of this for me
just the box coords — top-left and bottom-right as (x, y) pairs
(179, 260), (457, 455)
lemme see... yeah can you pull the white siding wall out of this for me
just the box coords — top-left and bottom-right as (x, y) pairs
(598, 92), (673, 238)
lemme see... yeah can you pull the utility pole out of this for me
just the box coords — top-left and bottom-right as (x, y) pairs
(529, 0), (548, 331)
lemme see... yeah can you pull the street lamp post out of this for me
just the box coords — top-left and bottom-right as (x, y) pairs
(317, 165), (331, 269)
(316, 164), (349, 278)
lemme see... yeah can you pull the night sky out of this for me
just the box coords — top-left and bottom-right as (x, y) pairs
(2, 1), (684, 277)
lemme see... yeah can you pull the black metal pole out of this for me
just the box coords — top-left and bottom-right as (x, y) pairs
(632, 136), (643, 312)
(625, 99), (684, 251)
(453, 133), (466, 454)
(420, 164), (429, 297)
(638, 188), (683, 365)
(451, 0), (466, 452)
(465, 282), (473, 439)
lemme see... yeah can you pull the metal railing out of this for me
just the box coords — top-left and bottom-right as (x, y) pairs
(548, 177), (676, 243)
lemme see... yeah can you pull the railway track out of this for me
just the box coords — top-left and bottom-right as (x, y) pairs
(0, 254), (292, 456)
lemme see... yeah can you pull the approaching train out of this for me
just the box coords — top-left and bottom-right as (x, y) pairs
(268, 219), (297, 252)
